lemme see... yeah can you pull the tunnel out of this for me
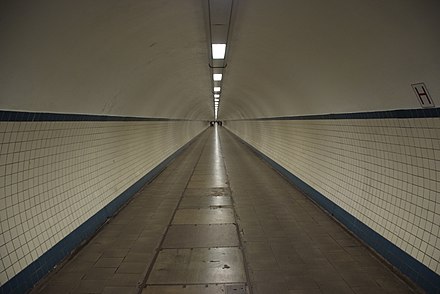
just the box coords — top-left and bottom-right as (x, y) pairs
(0, 0), (439, 293)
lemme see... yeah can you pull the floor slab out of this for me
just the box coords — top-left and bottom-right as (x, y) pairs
(143, 284), (247, 294)
(179, 196), (232, 208)
(172, 208), (235, 225)
(187, 180), (229, 188)
(147, 248), (246, 284)
(162, 224), (239, 248)
(183, 188), (231, 197)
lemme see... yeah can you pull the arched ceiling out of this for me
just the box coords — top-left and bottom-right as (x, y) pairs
(0, 0), (212, 119)
(1, 0), (439, 120)
(221, 0), (440, 119)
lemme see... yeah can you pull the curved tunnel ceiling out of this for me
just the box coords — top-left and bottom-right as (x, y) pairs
(221, 0), (440, 119)
(0, 0), (439, 120)
(0, 0), (213, 120)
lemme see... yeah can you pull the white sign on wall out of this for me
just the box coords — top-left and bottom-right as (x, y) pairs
(411, 82), (435, 108)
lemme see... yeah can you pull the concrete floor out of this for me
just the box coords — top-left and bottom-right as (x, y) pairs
(33, 127), (417, 294)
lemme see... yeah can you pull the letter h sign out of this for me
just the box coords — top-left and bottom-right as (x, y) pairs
(411, 83), (435, 108)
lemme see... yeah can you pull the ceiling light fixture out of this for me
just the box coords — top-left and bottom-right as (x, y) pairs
(212, 44), (226, 59)
(213, 74), (223, 81)
(214, 87), (221, 92)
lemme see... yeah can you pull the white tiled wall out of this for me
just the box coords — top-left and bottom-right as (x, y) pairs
(226, 118), (440, 275)
(0, 120), (206, 285)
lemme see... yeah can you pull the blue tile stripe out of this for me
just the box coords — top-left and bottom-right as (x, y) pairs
(0, 130), (206, 294)
(227, 107), (440, 121)
(2, 108), (438, 122)
(227, 129), (440, 294)
(0, 110), (193, 122)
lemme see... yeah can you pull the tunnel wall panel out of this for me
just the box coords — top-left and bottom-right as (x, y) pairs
(225, 110), (440, 292)
(0, 116), (206, 290)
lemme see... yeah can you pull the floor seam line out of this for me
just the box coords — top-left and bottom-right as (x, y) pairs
(136, 132), (211, 293)
(218, 127), (254, 294)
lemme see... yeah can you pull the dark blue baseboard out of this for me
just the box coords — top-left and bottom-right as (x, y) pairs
(0, 129), (206, 294)
(227, 129), (440, 294)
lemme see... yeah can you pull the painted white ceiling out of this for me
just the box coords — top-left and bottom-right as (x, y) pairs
(221, 0), (440, 119)
(0, 0), (212, 119)
(0, 0), (439, 120)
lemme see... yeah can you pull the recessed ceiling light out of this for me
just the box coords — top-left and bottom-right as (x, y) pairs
(214, 94), (220, 98)
(214, 98), (219, 102)
(212, 44), (226, 59)
(213, 74), (223, 81)
(214, 87), (221, 92)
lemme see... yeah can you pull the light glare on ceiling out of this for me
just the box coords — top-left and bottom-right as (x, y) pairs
(212, 44), (226, 59)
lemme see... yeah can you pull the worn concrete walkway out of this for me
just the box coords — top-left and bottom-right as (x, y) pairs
(33, 127), (417, 294)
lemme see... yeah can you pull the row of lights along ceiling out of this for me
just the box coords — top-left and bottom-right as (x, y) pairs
(208, 0), (234, 120)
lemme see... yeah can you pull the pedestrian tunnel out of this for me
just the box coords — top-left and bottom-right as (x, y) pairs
(0, 1), (439, 293)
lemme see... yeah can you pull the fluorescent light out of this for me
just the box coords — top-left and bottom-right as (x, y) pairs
(213, 74), (223, 81)
(214, 94), (220, 98)
(214, 98), (219, 102)
(212, 44), (226, 59)
(214, 87), (221, 92)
